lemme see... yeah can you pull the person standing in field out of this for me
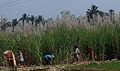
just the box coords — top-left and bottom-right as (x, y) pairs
(17, 49), (24, 66)
(86, 45), (95, 60)
(3, 49), (16, 70)
(74, 45), (81, 63)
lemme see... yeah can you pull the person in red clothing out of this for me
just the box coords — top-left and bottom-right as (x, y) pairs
(3, 49), (16, 70)
(86, 46), (95, 60)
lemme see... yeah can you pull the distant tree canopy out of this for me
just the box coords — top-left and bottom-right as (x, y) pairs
(0, 5), (115, 31)
(86, 5), (115, 22)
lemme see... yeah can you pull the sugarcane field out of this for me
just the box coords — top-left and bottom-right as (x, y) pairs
(0, 1), (120, 71)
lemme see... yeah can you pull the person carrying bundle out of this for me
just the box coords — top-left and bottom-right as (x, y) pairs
(74, 45), (81, 63)
(17, 48), (24, 67)
(86, 45), (95, 60)
(3, 49), (16, 70)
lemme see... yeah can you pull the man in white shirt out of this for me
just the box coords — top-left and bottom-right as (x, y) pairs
(74, 46), (81, 63)
(18, 49), (24, 66)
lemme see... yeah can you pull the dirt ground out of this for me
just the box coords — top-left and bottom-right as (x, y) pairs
(0, 61), (119, 71)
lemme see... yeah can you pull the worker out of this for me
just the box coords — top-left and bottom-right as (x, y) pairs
(3, 49), (16, 70)
(43, 52), (54, 65)
(17, 49), (24, 66)
(74, 45), (81, 63)
(86, 46), (95, 60)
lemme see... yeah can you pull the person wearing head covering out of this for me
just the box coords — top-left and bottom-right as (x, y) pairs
(17, 49), (24, 66)
(86, 46), (95, 60)
(74, 46), (81, 63)
(43, 52), (54, 65)
(3, 49), (16, 70)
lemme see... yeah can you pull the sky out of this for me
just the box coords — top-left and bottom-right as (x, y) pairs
(0, 0), (120, 20)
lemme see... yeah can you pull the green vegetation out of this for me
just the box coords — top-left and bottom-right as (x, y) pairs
(65, 61), (120, 71)
(0, 24), (120, 65)
(0, 5), (120, 66)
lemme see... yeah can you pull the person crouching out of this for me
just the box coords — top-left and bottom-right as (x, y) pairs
(44, 54), (54, 65)
(3, 49), (16, 70)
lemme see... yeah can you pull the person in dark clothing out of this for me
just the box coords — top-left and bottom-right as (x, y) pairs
(43, 52), (54, 65)
(44, 54), (54, 65)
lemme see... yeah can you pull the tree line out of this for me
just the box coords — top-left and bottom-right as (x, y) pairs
(0, 5), (115, 32)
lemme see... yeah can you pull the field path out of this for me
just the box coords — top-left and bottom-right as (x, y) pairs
(48, 66), (61, 71)
(0, 61), (119, 71)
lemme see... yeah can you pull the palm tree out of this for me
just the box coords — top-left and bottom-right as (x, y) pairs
(109, 9), (115, 22)
(29, 15), (36, 25)
(19, 13), (29, 24)
(109, 9), (115, 15)
(35, 15), (44, 26)
(86, 5), (101, 22)
(0, 18), (11, 32)
(12, 18), (18, 32)
(19, 13), (29, 32)
(98, 11), (104, 17)
(86, 5), (99, 18)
